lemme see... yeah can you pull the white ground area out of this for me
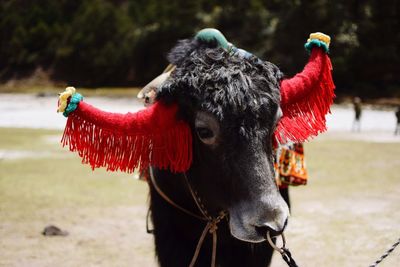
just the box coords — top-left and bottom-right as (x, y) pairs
(0, 94), (145, 129)
(0, 94), (399, 142)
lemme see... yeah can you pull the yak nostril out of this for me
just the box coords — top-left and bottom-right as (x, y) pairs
(255, 218), (288, 238)
(255, 225), (280, 238)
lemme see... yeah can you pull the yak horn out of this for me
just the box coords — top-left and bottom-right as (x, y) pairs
(275, 48), (335, 144)
(62, 100), (192, 173)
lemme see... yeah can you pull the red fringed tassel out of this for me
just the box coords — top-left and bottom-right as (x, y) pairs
(275, 48), (335, 144)
(61, 101), (192, 173)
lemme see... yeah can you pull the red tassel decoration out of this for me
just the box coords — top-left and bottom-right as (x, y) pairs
(275, 48), (335, 144)
(61, 101), (192, 173)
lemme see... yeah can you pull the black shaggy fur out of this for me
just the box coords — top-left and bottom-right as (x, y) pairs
(150, 38), (286, 267)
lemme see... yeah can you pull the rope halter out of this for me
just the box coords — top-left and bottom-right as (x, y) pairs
(149, 168), (227, 267)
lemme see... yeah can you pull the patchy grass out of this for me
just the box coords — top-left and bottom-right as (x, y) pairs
(0, 128), (61, 151)
(1, 128), (399, 267)
(0, 128), (155, 267)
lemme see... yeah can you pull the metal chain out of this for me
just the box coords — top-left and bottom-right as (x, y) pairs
(368, 237), (400, 267)
(266, 230), (400, 267)
(267, 231), (300, 267)
(280, 247), (299, 267)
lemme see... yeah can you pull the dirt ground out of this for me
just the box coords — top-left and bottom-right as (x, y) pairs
(0, 206), (156, 267)
(0, 128), (399, 267)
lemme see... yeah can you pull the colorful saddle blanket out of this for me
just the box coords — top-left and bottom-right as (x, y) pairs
(275, 143), (308, 188)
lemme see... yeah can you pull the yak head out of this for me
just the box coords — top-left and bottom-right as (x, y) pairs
(157, 39), (289, 242)
(63, 34), (333, 242)
(62, 31), (333, 243)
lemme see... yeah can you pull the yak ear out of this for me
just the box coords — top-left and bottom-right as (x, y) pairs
(137, 66), (175, 100)
(274, 48), (335, 144)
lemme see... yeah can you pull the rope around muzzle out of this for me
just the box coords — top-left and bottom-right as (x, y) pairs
(188, 211), (227, 267)
(149, 168), (227, 267)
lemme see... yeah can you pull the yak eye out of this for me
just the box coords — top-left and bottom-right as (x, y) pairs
(195, 112), (220, 145)
(196, 127), (214, 139)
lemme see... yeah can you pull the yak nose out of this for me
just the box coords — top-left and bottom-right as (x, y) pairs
(254, 206), (290, 237)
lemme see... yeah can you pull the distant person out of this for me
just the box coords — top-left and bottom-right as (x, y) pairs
(395, 106), (400, 135)
(352, 97), (362, 132)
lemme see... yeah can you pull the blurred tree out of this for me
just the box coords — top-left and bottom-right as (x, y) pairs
(0, 0), (398, 96)
(53, 0), (136, 86)
(0, 0), (73, 78)
(346, 0), (400, 97)
(127, 0), (202, 83)
(199, 0), (276, 58)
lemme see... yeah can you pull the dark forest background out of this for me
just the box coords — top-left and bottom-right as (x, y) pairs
(0, 0), (399, 97)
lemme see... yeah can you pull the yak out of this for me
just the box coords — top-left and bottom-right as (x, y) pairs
(149, 38), (288, 267)
(58, 29), (334, 267)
